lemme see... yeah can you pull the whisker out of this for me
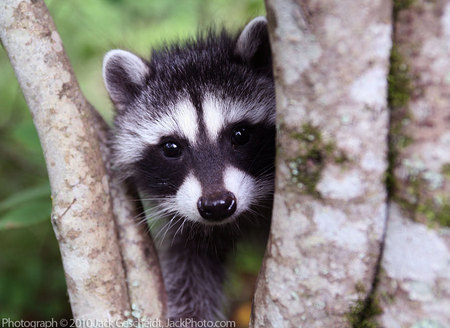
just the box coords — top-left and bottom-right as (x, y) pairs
(159, 215), (179, 247)
(154, 216), (175, 241)
(172, 218), (187, 245)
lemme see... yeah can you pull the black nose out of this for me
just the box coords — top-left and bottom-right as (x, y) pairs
(197, 191), (237, 221)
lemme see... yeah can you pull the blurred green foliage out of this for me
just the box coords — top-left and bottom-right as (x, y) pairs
(0, 0), (264, 320)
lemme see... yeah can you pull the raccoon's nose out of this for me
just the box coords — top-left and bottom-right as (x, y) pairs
(197, 191), (237, 221)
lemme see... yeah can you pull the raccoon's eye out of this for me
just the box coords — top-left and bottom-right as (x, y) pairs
(162, 142), (182, 158)
(231, 127), (250, 146)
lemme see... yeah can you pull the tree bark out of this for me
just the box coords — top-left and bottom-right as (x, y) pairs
(0, 0), (165, 321)
(252, 1), (392, 327)
(377, 1), (450, 326)
(94, 113), (167, 321)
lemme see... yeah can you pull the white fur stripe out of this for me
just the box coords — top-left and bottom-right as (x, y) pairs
(123, 99), (198, 146)
(173, 100), (198, 145)
(175, 172), (203, 222)
(113, 99), (199, 169)
(223, 166), (255, 217)
(203, 96), (225, 142)
(202, 94), (275, 143)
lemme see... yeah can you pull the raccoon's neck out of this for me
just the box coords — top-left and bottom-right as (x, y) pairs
(160, 221), (233, 321)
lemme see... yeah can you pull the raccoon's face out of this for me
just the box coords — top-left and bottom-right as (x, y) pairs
(103, 17), (275, 225)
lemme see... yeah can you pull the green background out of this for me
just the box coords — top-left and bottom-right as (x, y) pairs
(0, 0), (265, 322)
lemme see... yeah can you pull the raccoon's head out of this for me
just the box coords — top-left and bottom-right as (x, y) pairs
(103, 17), (275, 226)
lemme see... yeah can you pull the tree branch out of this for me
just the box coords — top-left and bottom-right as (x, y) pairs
(0, 0), (165, 321)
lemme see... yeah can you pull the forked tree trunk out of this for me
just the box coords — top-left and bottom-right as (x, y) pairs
(251, 0), (450, 327)
(251, 1), (391, 327)
(0, 0), (166, 321)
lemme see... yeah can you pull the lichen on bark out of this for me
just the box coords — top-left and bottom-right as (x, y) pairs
(283, 123), (348, 197)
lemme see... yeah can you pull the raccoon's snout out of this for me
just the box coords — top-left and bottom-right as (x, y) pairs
(197, 191), (237, 221)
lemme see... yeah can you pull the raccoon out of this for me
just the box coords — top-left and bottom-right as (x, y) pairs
(102, 16), (275, 322)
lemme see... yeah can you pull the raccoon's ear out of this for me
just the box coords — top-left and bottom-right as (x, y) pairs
(235, 16), (271, 69)
(102, 49), (149, 110)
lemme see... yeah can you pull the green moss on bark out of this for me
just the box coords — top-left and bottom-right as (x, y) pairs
(441, 163), (450, 177)
(393, 0), (415, 19)
(286, 123), (348, 197)
(388, 46), (412, 109)
(394, 172), (450, 228)
(386, 44), (413, 198)
(417, 202), (450, 227)
(347, 286), (383, 328)
(287, 124), (326, 196)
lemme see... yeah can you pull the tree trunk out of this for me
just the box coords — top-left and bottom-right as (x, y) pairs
(252, 1), (392, 327)
(377, 1), (450, 327)
(0, 0), (166, 321)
